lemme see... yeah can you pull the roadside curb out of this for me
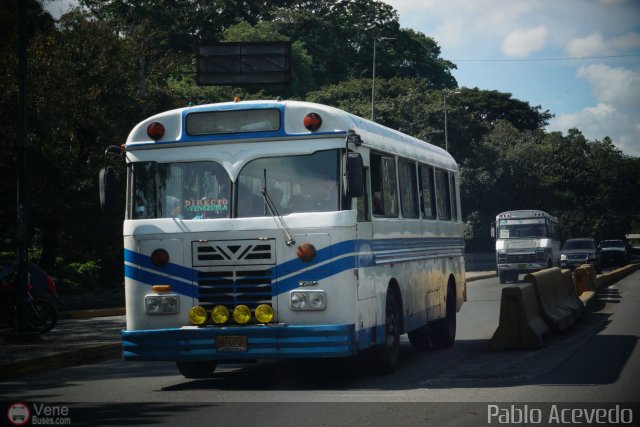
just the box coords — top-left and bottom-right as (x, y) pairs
(60, 307), (126, 319)
(1, 343), (121, 381)
(466, 273), (496, 282)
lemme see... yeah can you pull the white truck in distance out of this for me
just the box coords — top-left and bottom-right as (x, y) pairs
(491, 210), (560, 284)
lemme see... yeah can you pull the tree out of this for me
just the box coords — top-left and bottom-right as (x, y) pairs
(0, 0), (55, 258)
(79, 0), (297, 52)
(274, 0), (456, 88)
(221, 21), (317, 98)
(8, 9), (149, 283)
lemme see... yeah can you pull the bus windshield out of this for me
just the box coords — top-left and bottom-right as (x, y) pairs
(498, 219), (549, 239)
(237, 150), (340, 217)
(130, 161), (231, 220)
(129, 150), (340, 220)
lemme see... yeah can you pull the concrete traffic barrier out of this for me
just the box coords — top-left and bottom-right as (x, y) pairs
(598, 263), (640, 288)
(560, 268), (584, 320)
(573, 265), (597, 307)
(524, 268), (575, 333)
(491, 282), (549, 350)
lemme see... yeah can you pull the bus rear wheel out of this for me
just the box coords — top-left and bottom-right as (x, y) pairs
(429, 284), (456, 350)
(176, 360), (218, 379)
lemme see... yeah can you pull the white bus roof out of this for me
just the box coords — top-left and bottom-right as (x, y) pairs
(125, 100), (458, 171)
(496, 210), (558, 222)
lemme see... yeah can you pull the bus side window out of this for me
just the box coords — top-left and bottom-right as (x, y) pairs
(370, 153), (384, 216)
(370, 152), (397, 217)
(449, 172), (458, 222)
(357, 167), (371, 222)
(419, 164), (436, 219)
(398, 159), (418, 218)
(435, 169), (451, 220)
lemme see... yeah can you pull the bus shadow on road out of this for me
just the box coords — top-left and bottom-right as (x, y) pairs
(163, 309), (635, 393)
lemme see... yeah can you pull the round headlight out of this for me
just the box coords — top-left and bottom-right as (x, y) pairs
(233, 305), (251, 324)
(145, 296), (161, 314)
(255, 304), (274, 323)
(161, 296), (179, 313)
(291, 292), (307, 310)
(308, 291), (326, 310)
(212, 305), (230, 324)
(189, 306), (207, 326)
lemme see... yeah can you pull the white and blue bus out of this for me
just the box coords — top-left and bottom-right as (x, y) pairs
(106, 100), (465, 377)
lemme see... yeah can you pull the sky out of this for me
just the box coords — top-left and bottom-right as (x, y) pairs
(381, 0), (640, 157)
(45, 0), (640, 157)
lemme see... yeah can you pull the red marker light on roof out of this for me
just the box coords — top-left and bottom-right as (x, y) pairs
(304, 113), (322, 131)
(147, 122), (165, 140)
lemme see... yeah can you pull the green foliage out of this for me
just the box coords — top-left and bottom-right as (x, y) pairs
(270, 0), (456, 87)
(56, 260), (102, 291)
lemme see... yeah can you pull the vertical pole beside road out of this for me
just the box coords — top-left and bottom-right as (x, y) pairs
(6, 0), (41, 344)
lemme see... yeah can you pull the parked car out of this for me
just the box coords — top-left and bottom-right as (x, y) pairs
(560, 238), (601, 273)
(598, 239), (629, 268)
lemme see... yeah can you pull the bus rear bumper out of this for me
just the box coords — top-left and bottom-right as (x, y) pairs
(121, 323), (357, 361)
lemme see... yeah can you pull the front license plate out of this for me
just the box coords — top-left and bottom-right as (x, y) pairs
(216, 335), (248, 352)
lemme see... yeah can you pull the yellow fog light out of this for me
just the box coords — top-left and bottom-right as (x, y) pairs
(233, 305), (251, 324)
(255, 304), (274, 323)
(212, 305), (230, 324)
(189, 306), (207, 326)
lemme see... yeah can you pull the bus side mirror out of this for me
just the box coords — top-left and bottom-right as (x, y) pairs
(346, 153), (364, 198)
(490, 221), (496, 240)
(99, 167), (115, 211)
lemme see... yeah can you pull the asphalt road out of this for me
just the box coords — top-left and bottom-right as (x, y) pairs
(1, 272), (639, 426)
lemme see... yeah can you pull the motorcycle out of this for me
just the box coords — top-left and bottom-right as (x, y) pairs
(0, 262), (58, 333)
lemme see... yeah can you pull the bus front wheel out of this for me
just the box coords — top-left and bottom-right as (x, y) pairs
(176, 360), (218, 379)
(371, 290), (401, 375)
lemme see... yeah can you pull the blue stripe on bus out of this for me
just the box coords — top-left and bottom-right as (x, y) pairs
(123, 237), (464, 297)
(122, 323), (358, 360)
(274, 255), (360, 295)
(124, 248), (196, 283)
(124, 264), (197, 298)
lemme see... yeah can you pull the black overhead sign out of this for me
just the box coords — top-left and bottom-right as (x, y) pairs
(197, 42), (292, 86)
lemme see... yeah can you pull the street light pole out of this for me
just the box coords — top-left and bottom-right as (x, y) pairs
(371, 37), (395, 121)
(443, 90), (460, 152)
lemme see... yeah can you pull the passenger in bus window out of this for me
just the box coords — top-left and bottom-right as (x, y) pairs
(309, 175), (338, 211)
(372, 192), (383, 215)
(267, 187), (283, 210)
(165, 196), (183, 219)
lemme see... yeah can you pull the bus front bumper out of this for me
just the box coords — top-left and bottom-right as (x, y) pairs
(498, 262), (547, 274)
(121, 323), (357, 361)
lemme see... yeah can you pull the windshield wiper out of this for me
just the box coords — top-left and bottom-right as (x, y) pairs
(260, 187), (295, 246)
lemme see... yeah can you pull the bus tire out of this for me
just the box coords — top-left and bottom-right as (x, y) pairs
(176, 360), (218, 379)
(408, 326), (429, 351)
(429, 284), (456, 350)
(372, 290), (401, 374)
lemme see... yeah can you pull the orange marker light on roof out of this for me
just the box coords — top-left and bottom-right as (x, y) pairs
(304, 113), (322, 131)
(147, 122), (165, 140)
